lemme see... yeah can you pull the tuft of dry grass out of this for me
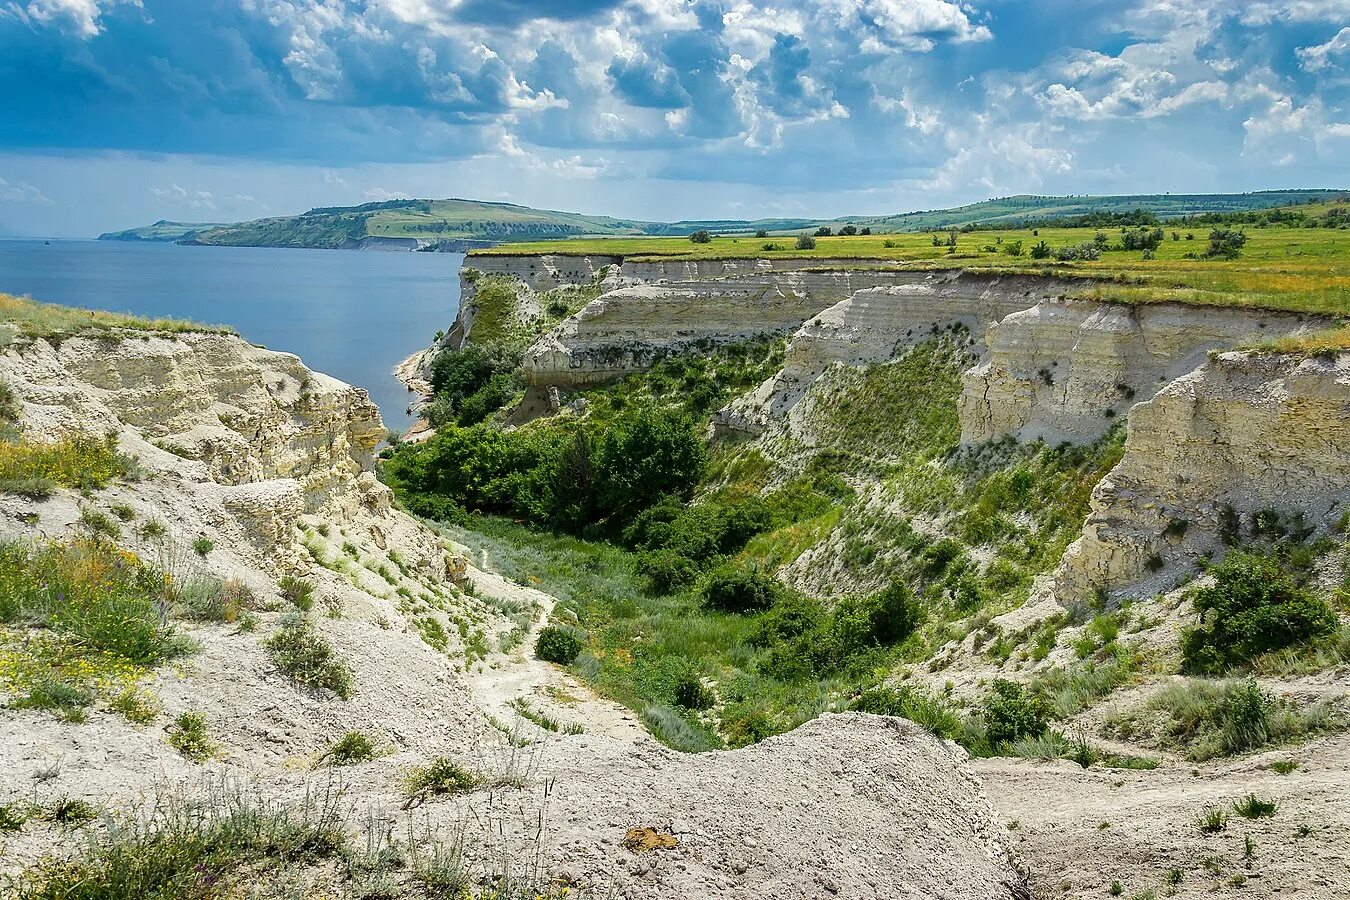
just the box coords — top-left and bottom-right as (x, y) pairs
(0, 293), (232, 340)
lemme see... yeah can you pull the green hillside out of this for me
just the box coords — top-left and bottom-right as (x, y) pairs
(853, 190), (1344, 232)
(97, 220), (227, 242)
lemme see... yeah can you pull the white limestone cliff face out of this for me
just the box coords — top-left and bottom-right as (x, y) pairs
(0, 331), (453, 584)
(716, 272), (1051, 437)
(958, 299), (1329, 446)
(1054, 350), (1350, 600)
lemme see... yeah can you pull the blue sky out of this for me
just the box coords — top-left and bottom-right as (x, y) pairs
(1, 0), (1347, 236)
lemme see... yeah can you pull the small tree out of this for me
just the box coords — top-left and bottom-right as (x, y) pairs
(860, 226), (872, 235)
(839, 224), (858, 236)
(795, 234), (817, 250)
(1030, 240), (1052, 259)
(754, 229), (768, 238)
(689, 229), (713, 244)
(1204, 227), (1248, 260)
(815, 226), (833, 237)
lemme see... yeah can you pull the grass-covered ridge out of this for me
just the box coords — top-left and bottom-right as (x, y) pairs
(0, 293), (231, 339)
(476, 211), (1350, 317)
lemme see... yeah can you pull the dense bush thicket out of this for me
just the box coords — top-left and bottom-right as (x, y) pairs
(383, 403), (707, 536)
(1181, 551), (1337, 674)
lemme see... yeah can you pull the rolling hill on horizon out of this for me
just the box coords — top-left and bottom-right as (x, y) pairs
(99, 190), (1347, 250)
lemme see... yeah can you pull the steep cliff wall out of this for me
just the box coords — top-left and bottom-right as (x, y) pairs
(520, 271), (925, 391)
(1054, 350), (1350, 600)
(716, 272), (1051, 437)
(959, 300), (1331, 446)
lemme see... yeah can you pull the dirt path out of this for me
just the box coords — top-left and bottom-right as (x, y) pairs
(462, 565), (647, 744)
(977, 729), (1350, 900)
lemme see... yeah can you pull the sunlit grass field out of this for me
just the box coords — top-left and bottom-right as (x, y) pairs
(474, 222), (1350, 316)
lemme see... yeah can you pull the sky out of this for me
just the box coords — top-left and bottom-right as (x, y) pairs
(1, 0), (1348, 237)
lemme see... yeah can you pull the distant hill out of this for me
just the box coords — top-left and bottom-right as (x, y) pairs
(849, 190), (1346, 232)
(100, 191), (1346, 249)
(98, 220), (228, 242)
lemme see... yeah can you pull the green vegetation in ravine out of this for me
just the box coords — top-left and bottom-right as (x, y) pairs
(382, 330), (1143, 752)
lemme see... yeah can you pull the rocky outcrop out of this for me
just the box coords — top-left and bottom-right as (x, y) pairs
(716, 272), (1051, 437)
(960, 299), (1331, 445)
(1055, 350), (1350, 600)
(0, 330), (447, 582)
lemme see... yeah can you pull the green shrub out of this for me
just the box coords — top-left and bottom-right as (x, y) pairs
(702, 565), (780, 614)
(1181, 551), (1337, 674)
(191, 537), (213, 557)
(404, 757), (482, 799)
(535, 625), (584, 664)
(982, 680), (1048, 748)
(168, 710), (214, 762)
(1143, 678), (1335, 759)
(688, 229), (712, 244)
(794, 234), (816, 250)
(0, 538), (189, 666)
(264, 614), (354, 699)
(673, 673), (714, 710)
(320, 730), (378, 766)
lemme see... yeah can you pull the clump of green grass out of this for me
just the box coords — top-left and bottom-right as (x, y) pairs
(109, 686), (159, 725)
(1233, 793), (1278, 819)
(167, 710), (214, 761)
(264, 614), (354, 699)
(173, 576), (255, 623)
(10, 676), (94, 722)
(191, 537), (213, 557)
(1197, 806), (1230, 833)
(403, 757), (483, 800)
(278, 575), (314, 611)
(9, 783), (347, 898)
(319, 731), (379, 767)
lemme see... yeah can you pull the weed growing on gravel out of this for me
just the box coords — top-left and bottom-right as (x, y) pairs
(168, 710), (214, 761)
(108, 686), (159, 724)
(1197, 806), (1230, 833)
(11, 676), (94, 721)
(40, 797), (101, 828)
(0, 801), (27, 831)
(264, 613), (353, 699)
(319, 730), (379, 767)
(1269, 759), (1299, 775)
(403, 757), (483, 799)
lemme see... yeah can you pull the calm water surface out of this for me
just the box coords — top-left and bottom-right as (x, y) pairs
(0, 240), (461, 428)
